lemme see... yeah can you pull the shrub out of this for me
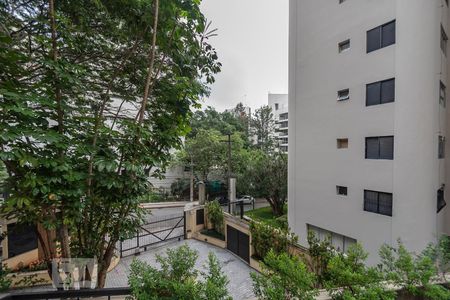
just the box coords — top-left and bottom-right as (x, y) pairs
(379, 240), (450, 300)
(0, 266), (11, 292)
(128, 244), (231, 300)
(250, 221), (298, 259)
(306, 230), (335, 288)
(251, 250), (318, 300)
(205, 200), (224, 234)
(325, 243), (396, 300)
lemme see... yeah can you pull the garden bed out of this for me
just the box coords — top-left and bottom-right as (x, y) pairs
(245, 205), (287, 229)
(200, 229), (225, 241)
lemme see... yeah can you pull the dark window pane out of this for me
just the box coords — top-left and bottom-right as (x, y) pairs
(382, 21), (396, 47)
(367, 26), (381, 53)
(381, 79), (395, 104)
(366, 82), (381, 106)
(364, 190), (379, 213)
(378, 193), (393, 216)
(366, 137), (380, 159)
(7, 223), (38, 258)
(379, 136), (394, 160)
(437, 188), (446, 213)
(439, 136), (446, 159)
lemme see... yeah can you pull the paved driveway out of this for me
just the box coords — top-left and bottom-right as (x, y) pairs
(105, 239), (256, 300)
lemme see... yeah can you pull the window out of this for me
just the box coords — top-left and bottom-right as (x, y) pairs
(366, 78), (395, 106)
(446, 0), (449, 6)
(338, 89), (350, 101)
(366, 136), (394, 160)
(364, 190), (393, 216)
(440, 81), (446, 107)
(439, 136), (446, 159)
(275, 103), (279, 110)
(338, 40), (350, 53)
(438, 187), (447, 213)
(279, 113), (288, 120)
(279, 121), (288, 128)
(337, 138), (348, 149)
(307, 224), (356, 253)
(367, 20), (396, 53)
(441, 26), (448, 56)
(337, 186), (348, 196)
(339, 0), (346, 3)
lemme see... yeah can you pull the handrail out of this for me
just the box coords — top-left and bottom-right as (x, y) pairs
(0, 287), (131, 300)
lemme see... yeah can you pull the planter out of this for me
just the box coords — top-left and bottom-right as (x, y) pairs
(8, 270), (52, 288)
(194, 232), (226, 249)
(249, 256), (263, 273)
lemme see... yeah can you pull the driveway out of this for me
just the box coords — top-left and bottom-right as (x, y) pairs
(105, 239), (256, 300)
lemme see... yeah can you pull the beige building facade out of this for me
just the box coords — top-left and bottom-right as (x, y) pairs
(289, 0), (450, 263)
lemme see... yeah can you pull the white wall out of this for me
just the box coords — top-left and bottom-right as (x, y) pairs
(289, 0), (450, 264)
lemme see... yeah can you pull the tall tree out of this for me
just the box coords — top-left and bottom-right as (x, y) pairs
(0, 0), (220, 287)
(251, 105), (275, 151)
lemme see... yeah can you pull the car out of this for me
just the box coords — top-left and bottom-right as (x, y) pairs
(237, 195), (254, 205)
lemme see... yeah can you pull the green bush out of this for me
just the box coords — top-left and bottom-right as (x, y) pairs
(128, 244), (231, 300)
(250, 221), (298, 260)
(251, 250), (318, 300)
(205, 200), (224, 234)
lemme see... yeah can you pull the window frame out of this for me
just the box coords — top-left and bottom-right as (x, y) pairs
(337, 186), (348, 196)
(441, 25), (448, 56)
(364, 190), (393, 217)
(440, 81), (447, 107)
(337, 89), (350, 101)
(367, 20), (396, 53)
(338, 39), (350, 53)
(365, 136), (394, 160)
(366, 78), (395, 106)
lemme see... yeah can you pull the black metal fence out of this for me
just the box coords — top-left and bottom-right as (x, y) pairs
(0, 287), (130, 300)
(118, 212), (185, 257)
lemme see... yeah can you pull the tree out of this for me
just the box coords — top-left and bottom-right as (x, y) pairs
(251, 105), (275, 151)
(251, 250), (318, 300)
(325, 243), (396, 300)
(0, 0), (220, 287)
(379, 240), (450, 300)
(128, 245), (231, 300)
(246, 151), (287, 216)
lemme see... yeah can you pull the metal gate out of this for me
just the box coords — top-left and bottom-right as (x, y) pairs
(226, 225), (249, 263)
(119, 212), (185, 257)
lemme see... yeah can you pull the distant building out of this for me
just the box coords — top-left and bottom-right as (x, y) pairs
(268, 93), (288, 153)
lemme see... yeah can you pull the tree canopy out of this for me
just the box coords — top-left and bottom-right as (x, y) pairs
(0, 0), (220, 287)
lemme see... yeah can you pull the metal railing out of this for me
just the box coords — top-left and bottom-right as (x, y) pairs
(0, 287), (131, 300)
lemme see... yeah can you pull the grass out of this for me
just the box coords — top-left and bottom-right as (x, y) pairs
(245, 205), (287, 229)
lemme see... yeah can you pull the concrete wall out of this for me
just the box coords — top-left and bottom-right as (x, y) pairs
(289, 0), (450, 264)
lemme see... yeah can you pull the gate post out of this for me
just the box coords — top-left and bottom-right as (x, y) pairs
(183, 211), (187, 239)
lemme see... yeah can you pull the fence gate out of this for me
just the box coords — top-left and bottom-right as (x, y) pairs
(119, 212), (185, 257)
(226, 225), (250, 263)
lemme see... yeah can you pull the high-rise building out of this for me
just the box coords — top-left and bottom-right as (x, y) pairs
(268, 93), (289, 153)
(289, 0), (450, 264)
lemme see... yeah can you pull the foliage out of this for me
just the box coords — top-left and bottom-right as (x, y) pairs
(0, 162), (7, 192)
(250, 221), (298, 259)
(205, 200), (224, 234)
(306, 230), (336, 288)
(422, 235), (450, 276)
(1, 0), (220, 287)
(170, 178), (191, 200)
(251, 250), (318, 300)
(325, 243), (395, 300)
(245, 205), (287, 229)
(244, 151), (288, 216)
(379, 240), (450, 300)
(201, 229), (225, 241)
(128, 244), (231, 300)
(0, 266), (11, 292)
(202, 252), (232, 300)
(250, 105), (275, 151)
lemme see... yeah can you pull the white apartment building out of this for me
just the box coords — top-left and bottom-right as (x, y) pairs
(289, 0), (450, 264)
(268, 93), (289, 152)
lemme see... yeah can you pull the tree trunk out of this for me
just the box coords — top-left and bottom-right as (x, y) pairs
(96, 242), (116, 288)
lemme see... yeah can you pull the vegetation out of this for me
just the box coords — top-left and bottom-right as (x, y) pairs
(0, 0), (220, 287)
(128, 244), (231, 300)
(251, 250), (318, 300)
(250, 230), (450, 300)
(245, 205), (287, 229)
(249, 221), (298, 259)
(250, 105), (276, 151)
(205, 200), (224, 235)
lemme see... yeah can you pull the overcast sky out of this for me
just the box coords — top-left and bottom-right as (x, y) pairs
(199, 0), (288, 112)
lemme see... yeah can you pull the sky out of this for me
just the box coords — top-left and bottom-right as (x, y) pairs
(199, 0), (288, 112)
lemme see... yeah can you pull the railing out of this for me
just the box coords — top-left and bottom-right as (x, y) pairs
(0, 287), (131, 300)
